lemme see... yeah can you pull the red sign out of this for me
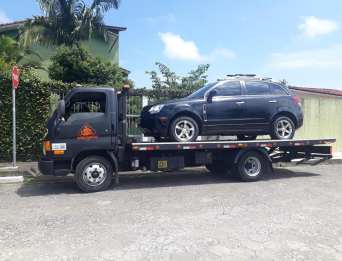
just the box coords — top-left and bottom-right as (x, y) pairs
(12, 66), (19, 88)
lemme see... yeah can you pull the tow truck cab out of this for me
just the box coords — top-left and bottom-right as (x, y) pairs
(39, 86), (129, 177)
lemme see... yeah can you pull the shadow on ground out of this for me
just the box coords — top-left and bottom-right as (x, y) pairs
(16, 168), (320, 197)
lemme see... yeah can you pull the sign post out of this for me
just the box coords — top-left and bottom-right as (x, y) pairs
(12, 66), (19, 168)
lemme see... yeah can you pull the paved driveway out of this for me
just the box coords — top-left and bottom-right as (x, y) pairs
(1, 165), (342, 261)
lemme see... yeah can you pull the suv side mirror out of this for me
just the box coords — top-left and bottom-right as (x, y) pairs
(207, 90), (218, 103)
(57, 100), (65, 119)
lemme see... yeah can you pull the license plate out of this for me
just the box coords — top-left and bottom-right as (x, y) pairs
(158, 160), (167, 168)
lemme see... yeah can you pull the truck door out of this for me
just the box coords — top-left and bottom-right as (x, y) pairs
(56, 90), (113, 158)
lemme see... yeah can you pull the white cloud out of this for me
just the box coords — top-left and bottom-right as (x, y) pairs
(0, 11), (12, 24)
(298, 16), (338, 40)
(211, 48), (236, 59)
(162, 13), (176, 22)
(158, 32), (235, 61)
(147, 17), (158, 23)
(268, 45), (342, 69)
(158, 32), (207, 61)
(147, 13), (176, 24)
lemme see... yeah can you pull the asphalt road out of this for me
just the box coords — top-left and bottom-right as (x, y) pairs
(1, 165), (342, 261)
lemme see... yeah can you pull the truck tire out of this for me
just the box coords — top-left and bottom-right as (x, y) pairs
(233, 151), (265, 182)
(270, 116), (295, 140)
(75, 156), (113, 193)
(169, 116), (199, 142)
(205, 161), (231, 175)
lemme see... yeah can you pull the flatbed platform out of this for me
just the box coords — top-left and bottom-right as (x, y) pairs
(131, 138), (336, 151)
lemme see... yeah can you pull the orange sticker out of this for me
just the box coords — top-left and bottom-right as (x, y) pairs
(77, 124), (98, 141)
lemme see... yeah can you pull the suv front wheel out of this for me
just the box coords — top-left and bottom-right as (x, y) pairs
(169, 116), (199, 142)
(270, 116), (295, 140)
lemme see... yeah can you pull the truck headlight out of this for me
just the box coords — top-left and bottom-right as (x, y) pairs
(149, 104), (164, 114)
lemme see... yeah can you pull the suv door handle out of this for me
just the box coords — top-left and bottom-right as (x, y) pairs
(236, 101), (245, 105)
(269, 100), (277, 103)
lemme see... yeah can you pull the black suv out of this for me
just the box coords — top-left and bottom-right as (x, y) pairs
(138, 74), (303, 142)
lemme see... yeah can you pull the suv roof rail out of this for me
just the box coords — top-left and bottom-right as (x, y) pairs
(225, 74), (273, 81)
(227, 74), (256, 77)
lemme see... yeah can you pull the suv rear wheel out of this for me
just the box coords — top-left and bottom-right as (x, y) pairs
(270, 116), (295, 140)
(169, 116), (199, 142)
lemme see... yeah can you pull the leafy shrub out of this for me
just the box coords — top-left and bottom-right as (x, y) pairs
(0, 68), (50, 162)
(49, 45), (132, 89)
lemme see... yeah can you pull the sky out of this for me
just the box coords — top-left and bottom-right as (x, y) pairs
(1, 0), (342, 89)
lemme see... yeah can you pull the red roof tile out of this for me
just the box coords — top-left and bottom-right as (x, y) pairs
(290, 86), (342, 97)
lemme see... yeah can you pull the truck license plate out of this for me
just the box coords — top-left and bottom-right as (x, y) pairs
(158, 160), (167, 168)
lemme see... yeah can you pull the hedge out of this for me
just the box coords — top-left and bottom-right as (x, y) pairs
(0, 69), (51, 162)
(0, 72), (193, 162)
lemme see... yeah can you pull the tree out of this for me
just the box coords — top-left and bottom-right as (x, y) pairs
(279, 79), (289, 85)
(49, 45), (133, 88)
(0, 35), (45, 71)
(145, 62), (210, 93)
(19, 0), (121, 48)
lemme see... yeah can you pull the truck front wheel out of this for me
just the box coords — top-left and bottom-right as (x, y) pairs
(75, 156), (113, 192)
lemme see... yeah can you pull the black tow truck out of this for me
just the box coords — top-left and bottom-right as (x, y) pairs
(38, 85), (336, 192)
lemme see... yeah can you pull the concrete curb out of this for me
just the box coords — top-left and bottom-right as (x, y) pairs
(0, 176), (24, 184)
(0, 166), (39, 178)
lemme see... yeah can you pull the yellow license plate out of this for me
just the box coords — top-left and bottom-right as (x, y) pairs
(158, 160), (167, 168)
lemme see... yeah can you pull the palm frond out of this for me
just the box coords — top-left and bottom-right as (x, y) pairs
(36, 0), (53, 14)
(0, 35), (15, 53)
(23, 0), (121, 48)
(91, 0), (121, 13)
(22, 60), (48, 71)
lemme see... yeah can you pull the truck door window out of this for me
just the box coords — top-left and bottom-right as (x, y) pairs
(65, 92), (106, 122)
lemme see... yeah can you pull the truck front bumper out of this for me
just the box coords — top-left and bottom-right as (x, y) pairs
(38, 159), (54, 175)
(38, 159), (70, 176)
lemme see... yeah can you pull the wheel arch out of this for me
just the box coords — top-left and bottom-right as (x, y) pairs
(169, 110), (203, 134)
(271, 111), (298, 128)
(71, 149), (116, 174)
(234, 148), (273, 173)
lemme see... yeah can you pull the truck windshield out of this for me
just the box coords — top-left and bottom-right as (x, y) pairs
(187, 82), (218, 99)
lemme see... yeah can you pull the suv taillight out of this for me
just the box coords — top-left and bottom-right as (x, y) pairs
(292, 96), (301, 106)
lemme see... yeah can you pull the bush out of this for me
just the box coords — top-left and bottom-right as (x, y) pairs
(49, 45), (129, 89)
(0, 68), (51, 162)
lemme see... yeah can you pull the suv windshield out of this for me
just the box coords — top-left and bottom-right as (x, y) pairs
(187, 82), (218, 99)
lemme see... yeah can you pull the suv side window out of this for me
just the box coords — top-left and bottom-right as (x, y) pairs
(268, 83), (289, 95)
(214, 81), (241, 96)
(245, 81), (271, 95)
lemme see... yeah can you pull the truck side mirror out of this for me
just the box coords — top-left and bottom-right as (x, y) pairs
(57, 100), (65, 119)
(207, 90), (218, 103)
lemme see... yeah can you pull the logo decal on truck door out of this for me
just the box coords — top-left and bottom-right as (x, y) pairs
(77, 124), (98, 141)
